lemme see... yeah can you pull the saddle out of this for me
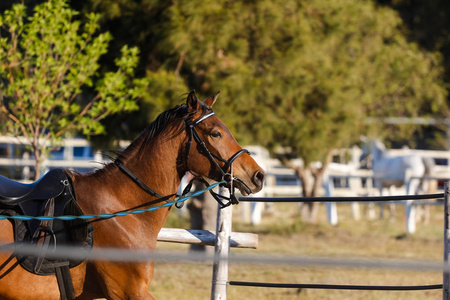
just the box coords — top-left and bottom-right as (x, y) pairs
(0, 169), (94, 300)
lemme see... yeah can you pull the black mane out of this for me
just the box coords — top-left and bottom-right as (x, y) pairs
(116, 100), (212, 162)
(116, 105), (187, 161)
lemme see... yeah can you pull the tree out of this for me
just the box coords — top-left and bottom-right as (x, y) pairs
(90, 69), (188, 147)
(378, 0), (450, 84)
(151, 0), (448, 221)
(0, 0), (149, 179)
(41, 0), (448, 222)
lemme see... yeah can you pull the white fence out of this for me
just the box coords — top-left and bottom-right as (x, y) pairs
(1, 139), (449, 196)
(242, 146), (450, 234)
(1, 138), (450, 233)
(0, 136), (115, 180)
(258, 146), (450, 198)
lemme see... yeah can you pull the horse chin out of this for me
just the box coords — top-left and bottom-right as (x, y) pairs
(233, 179), (253, 196)
(240, 189), (251, 196)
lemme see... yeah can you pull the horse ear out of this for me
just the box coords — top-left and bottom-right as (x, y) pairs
(187, 90), (200, 111)
(203, 91), (220, 107)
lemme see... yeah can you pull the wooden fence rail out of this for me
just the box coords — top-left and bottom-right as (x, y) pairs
(157, 228), (257, 249)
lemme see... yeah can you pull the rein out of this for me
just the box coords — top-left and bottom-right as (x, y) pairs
(115, 110), (250, 209)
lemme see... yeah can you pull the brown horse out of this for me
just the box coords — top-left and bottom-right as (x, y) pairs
(0, 91), (265, 299)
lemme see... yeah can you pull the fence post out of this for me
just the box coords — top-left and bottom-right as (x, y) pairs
(211, 187), (232, 300)
(443, 182), (450, 300)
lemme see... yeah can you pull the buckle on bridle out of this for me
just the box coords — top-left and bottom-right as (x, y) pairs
(222, 173), (233, 183)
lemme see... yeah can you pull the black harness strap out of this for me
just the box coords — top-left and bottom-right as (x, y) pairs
(115, 160), (164, 199)
(54, 262), (74, 300)
(33, 198), (56, 274)
(188, 176), (240, 208)
(185, 112), (250, 208)
(114, 110), (251, 209)
(189, 125), (249, 178)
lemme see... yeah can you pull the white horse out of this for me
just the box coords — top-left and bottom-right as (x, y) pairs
(360, 139), (432, 233)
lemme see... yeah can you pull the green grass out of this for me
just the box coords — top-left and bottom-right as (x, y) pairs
(152, 202), (445, 299)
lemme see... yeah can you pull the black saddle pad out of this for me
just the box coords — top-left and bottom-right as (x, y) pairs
(0, 170), (94, 275)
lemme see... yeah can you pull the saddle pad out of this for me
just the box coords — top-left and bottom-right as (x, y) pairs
(0, 186), (94, 275)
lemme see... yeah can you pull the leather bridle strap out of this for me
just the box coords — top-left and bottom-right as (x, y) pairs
(186, 112), (249, 179)
(114, 110), (250, 209)
(191, 127), (249, 177)
(115, 160), (164, 199)
(185, 112), (250, 208)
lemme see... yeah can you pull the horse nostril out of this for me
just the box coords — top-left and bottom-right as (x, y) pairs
(253, 170), (265, 187)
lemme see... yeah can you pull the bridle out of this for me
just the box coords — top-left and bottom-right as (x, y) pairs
(115, 109), (250, 209)
(184, 111), (250, 208)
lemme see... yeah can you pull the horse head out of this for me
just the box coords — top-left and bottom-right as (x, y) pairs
(184, 91), (265, 196)
(360, 137), (387, 168)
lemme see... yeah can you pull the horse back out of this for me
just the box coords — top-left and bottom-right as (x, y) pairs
(373, 154), (425, 180)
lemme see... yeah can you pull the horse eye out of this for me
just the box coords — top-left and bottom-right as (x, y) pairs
(210, 131), (222, 138)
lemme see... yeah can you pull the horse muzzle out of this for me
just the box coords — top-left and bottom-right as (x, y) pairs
(232, 169), (265, 196)
(251, 169), (265, 193)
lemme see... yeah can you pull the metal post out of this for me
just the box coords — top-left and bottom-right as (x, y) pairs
(211, 187), (232, 300)
(443, 182), (450, 300)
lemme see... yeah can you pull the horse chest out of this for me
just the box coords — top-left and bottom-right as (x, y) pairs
(91, 209), (168, 248)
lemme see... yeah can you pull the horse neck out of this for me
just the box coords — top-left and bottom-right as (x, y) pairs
(371, 144), (385, 162)
(118, 132), (185, 199)
(73, 131), (186, 215)
(68, 133), (186, 252)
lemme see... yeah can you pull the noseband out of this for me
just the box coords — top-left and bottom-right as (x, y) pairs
(185, 112), (249, 208)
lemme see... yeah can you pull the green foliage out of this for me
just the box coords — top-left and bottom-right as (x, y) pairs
(145, 69), (191, 121)
(0, 0), (149, 177)
(382, 0), (450, 82)
(90, 68), (188, 147)
(1, 0), (447, 175)
(154, 0), (447, 165)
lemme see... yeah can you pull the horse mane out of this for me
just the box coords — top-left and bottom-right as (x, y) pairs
(116, 99), (213, 162)
(68, 98), (212, 181)
(116, 105), (188, 162)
